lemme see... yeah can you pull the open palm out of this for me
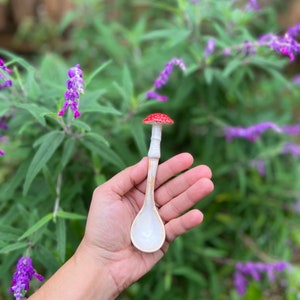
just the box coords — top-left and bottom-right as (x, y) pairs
(80, 152), (213, 291)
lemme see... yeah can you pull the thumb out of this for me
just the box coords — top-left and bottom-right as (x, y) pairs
(104, 157), (148, 196)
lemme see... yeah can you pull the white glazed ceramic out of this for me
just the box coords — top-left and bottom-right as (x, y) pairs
(130, 157), (165, 253)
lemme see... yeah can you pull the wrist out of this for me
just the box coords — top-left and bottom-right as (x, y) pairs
(29, 241), (120, 300)
(72, 241), (121, 299)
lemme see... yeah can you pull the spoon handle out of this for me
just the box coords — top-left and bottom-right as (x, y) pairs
(130, 157), (166, 252)
(144, 157), (159, 208)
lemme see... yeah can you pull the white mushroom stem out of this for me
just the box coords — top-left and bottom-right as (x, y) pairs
(144, 123), (162, 210)
(148, 124), (163, 159)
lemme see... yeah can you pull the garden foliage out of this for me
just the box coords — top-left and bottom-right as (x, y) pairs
(1, 0), (300, 299)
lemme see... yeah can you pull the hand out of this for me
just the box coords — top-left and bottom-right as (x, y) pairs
(78, 152), (214, 294)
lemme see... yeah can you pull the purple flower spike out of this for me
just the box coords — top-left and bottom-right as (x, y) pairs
(154, 58), (186, 89)
(233, 261), (288, 296)
(243, 40), (257, 55)
(10, 256), (44, 300)
(259, 33), (300, 61)
(146, 57), (185, 101)
(249, 159), (266, 176)
(0, 58), (12, 73)
(286, 23), (300, 38)
(292, 75), (300, 85)
(246, 0), (260, 11)
(233, 270), (248, 296)
(58, 64), (84, 119)
(0, 58), (13, 90)
(224, 122), (282, 142)
(146, 90), (168, 101)
(205, 38), (216, 58)
(0, 115), (10, 157)
(281, 142), (300, 156)
(282, 124), (300, 135)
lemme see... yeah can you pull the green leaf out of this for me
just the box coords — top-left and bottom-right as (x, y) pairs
(61, 138), (76, 168)
(173, 266), (206, 284)
(113, 65), (134, 110)
(0, 49), (34, 70)
(15, 103), (52, 126)
(204, 68), (215, 85)
(56, 217), (66, 262)
(85, 60), (112, 87)
(80, 102), (121, 115)
(58, 10), (80, 33)
(82, 137), (126, 169)
(18, 213), (53, 241)
(122, 65), (133, 101)
(37, 245), (60, 273)
(25, 70), (41, 98)
(56, 210), (86, 220)
(0, 101), (10, 117)
(0, 242), (28, 254)
(71, 119), (91, 132)
(23, 130), (65, 194)
(222, 59), (242, 77)
(39, 53), (68, 87)
(141, 28), (190, 45)
(84, 132), (109, 146)
(130, 118), (147, 156)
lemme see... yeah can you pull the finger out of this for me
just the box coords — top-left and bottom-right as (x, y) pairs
(155, 164), (212, 207)
(165, 209), (203, 243)
(136, 152), (194, 192)
(159, 178), (214, 222)
(98, 157), (148, 197)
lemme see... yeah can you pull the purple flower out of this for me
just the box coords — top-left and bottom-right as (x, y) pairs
(0, 115), (10, 157)
(292, 75), (300, 85)
(145, 90), (168, 101)
(224, 122), (282, 142)
(286, 23), (300, 38)
(204, 38), (216, 58)
(245, 0), (260, 11)
(233, 270), (248, 296)
(259, 32), (300, 61)
(0, 58), (13, 90)
(153, 58), (186, 89)
(146, 57), (185, 101)
(58, 64), (84, 119)
(281, 142), (300, 156)
(249, 159), (266, 176)
(243, 40), (257, 55)
(223, 23), (300, 61)
(0, 59), (12, 73)
(234, 261), (289, 296)
(10, 256), (44, 300)
(292, 199), (300, 213)
(282, 124), (300, 135)
(222, 48), (231, 56)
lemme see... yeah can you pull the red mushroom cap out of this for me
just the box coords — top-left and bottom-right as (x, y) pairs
(143, 113), (174, 125)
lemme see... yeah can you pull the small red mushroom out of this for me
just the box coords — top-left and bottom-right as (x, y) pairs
(143, 113), (174, 159)
(143, 113), (174, 125)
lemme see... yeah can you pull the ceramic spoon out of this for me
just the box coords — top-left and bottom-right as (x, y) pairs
(130, 113), (174, 253)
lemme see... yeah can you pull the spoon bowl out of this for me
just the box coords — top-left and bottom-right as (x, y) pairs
(130, 202), (165, 253)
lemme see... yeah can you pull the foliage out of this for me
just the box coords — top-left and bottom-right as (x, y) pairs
(1, 0), (300, 299)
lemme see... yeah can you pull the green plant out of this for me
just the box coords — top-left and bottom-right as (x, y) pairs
(1, 0), (300, 299)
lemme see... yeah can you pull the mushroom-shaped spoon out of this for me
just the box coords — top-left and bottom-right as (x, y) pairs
(130, 113), (174, 252)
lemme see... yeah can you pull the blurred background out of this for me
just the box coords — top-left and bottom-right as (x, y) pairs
(1, 0), (300, 299)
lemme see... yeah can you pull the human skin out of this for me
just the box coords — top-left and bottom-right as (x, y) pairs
(29, 152), (214, 300)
